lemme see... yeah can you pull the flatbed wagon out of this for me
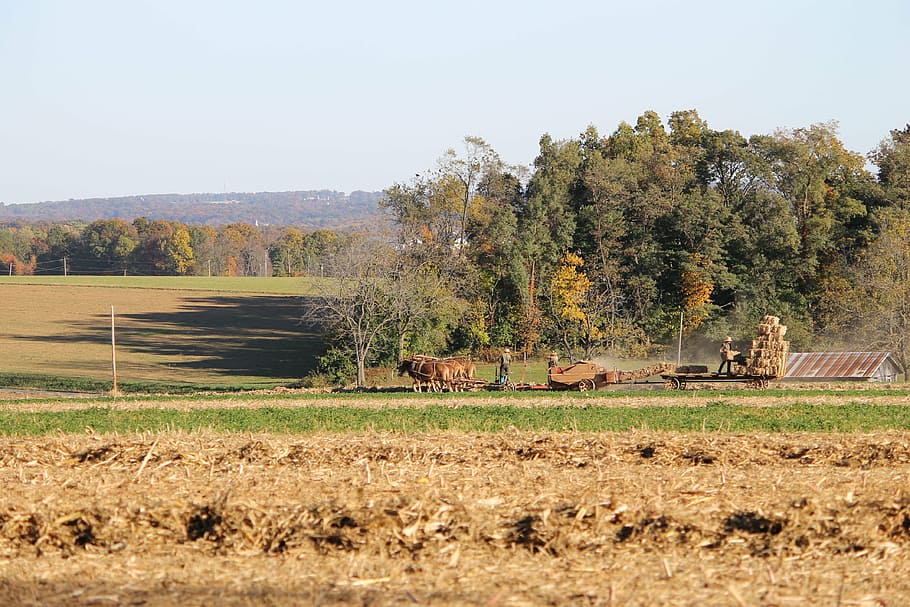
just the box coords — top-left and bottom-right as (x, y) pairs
(660, 369), (772, 390)
(661, 316), (791, 391)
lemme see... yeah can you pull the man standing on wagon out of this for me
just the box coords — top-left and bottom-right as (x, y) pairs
(717, 336), (737, 375)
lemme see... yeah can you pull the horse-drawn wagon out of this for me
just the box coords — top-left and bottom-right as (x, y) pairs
(661, 315), (790, 390)
(398, 354), (672, 392)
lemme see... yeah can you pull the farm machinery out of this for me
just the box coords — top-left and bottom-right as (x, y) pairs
(545, 361), (675, 391)
(449, 360), (674, 392)
(399, 315), (788, 393)
(661, 315), (790, 390)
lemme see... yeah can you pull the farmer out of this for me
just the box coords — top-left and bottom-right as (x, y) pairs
(717, 336), (736, 375)
(547, 351), (559, 369)
(499, 348), (512, 384)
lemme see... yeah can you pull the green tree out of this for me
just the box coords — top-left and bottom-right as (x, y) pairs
(81, 219), (139, 272)
(45, 223), (83, 268)
(383, 176), (461, 253)
(309, 236), (400, 387)
(850, 209), (910, 380)
(438, 136), (503, 248)
(385, 251), (463, 362)
(574, 136), (642, 353)
(188, 225), (217, 276)
(133, 218), (194, 274)
(521, 134), (581, 269)
(383, 138), (522, 355)
(270, 228), (307, 276)
(872, 124), (910, 208)
(515, 134), (583, 354)
(543, 251), (646, 360)
(696, 130), (768, 208)
(461, 166), (524, 351)
(762, 123), (868, 284)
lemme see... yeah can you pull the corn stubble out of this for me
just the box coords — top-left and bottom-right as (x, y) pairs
(1, 431), (909, 606)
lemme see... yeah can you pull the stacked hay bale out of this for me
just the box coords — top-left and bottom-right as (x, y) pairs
(744, 315), (790, 378)
(619, 362), (676, 382)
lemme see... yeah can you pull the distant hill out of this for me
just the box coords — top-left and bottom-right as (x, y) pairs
(0, 190), (386, 229)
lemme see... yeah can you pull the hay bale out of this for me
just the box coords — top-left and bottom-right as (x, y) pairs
(745, 317), (789, 378)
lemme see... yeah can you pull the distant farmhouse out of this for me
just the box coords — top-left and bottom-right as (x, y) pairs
(783, 352), (901, 383)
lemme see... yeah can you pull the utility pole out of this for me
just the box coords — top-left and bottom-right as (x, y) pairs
(111, 305), (119, 395)
(677, 309), (684, 367)
(63, 257), (67, 276)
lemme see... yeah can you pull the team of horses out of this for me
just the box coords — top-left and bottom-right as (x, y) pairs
(396, 355), (477, 392)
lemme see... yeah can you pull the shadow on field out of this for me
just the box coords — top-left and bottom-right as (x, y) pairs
(17, 295), (324, 379)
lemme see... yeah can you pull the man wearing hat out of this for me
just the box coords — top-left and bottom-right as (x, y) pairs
(499, 348), (512, 384)
(717, 336), (736, 375)
(547, 351), (559, 369)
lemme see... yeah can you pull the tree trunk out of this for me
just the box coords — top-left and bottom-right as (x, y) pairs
(356, 341), (368, 387)
(398, 332), (407, 365)
(356, 356), (366, 387)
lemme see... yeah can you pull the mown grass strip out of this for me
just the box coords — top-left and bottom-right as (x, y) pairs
(3, 403), (910, 436)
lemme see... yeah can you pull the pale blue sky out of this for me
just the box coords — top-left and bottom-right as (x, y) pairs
(1, 0), (907, 203)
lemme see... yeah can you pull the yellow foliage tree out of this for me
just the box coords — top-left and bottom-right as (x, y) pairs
(680, 253), (714, 333)
(166, 225), (196, 275)
(551, 252), (591, 323)
(548, 252), (608, 359)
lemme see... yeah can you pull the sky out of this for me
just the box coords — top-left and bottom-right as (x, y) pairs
(1, 0), (907, 204)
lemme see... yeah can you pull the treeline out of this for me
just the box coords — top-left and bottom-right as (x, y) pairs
(0, 218), (344, 277)
(311, 112), (910, 384)
(0, 190), (383, 229)
(4, 109), (909, 385)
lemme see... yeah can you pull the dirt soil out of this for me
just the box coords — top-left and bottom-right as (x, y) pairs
(3, 386), (910, 411)
(2, 430), (910, 606)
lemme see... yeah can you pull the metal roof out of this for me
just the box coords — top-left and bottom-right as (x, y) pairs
(784, 352), (896, 379)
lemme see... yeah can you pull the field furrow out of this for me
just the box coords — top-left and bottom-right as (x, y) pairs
(1, 431), (908, 606)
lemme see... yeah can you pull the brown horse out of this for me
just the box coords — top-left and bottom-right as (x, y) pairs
(397, 356), (456, 392)
(427, 360), (455, 392)
(444, 357), (476, 387)
(397, 358), (428, 392)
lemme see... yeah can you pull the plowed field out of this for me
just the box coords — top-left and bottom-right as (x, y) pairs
(2, 430), (909, 606)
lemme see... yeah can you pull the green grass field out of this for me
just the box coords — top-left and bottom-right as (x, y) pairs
(3, 400), (910, 435)
(0, 278), (326, 388)
(0, 276), (565, 391)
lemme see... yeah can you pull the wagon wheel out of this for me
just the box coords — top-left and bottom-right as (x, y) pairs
(577, 379), (596, 392)
(665, 377), (683, 390)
